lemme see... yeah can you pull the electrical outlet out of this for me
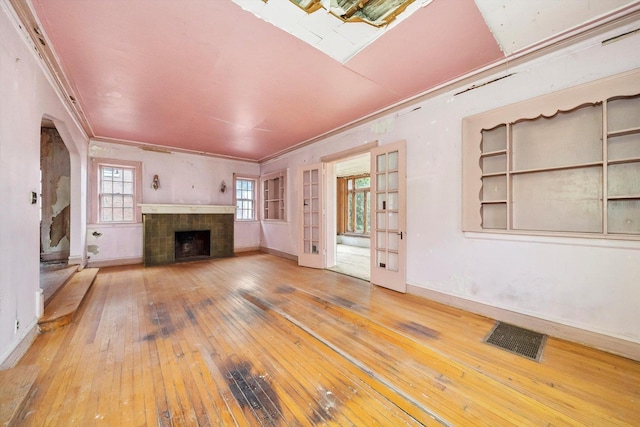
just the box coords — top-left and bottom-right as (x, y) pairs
(15, 319), (19, 334)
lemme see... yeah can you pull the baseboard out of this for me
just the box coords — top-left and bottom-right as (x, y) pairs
(67, 255), (86, 269)
(234, 246), (261, 253)
(0, 323), (38, 369)
(407, 285), (640, 362)
(259, 247), (298, 262)
(87, 256), (143, 268)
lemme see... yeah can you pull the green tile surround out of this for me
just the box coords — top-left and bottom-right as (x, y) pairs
(143, 213), (234, 266)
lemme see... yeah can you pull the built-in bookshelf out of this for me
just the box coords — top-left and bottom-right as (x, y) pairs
(463, 69), (640, 239)
(263, 171), (286, 221)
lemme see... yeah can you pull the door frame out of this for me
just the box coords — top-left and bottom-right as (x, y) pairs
(321, 142), (379, 271)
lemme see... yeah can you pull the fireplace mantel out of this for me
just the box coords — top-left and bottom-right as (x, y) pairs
(139, 204), (235, 215)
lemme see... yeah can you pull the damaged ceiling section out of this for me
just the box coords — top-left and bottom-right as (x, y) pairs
(234, 0), (432, 63)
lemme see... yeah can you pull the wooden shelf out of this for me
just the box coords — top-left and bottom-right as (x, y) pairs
(480, 149), (507, 158)
(607, 195), (640, 200)
(607, 156), (640, 165)
(511, 161), (603, 176)
(481, 171), (507, 178)
(608, 126), (640, 138)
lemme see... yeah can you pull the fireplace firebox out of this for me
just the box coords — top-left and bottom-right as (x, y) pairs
(175, 230), (211, 261)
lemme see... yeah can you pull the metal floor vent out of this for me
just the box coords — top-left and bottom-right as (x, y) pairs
(484, 322), (547, 362)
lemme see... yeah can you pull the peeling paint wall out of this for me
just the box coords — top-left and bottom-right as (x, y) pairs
(40, 127), (70, 260)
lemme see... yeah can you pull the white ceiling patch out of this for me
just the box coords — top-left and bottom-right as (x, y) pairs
(474, 0), (636, 55)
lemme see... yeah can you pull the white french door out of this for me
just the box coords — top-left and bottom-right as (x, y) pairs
(298, 163), (324, 268)
(370, 140), (406, 292)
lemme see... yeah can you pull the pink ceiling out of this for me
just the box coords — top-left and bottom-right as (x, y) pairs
(31, 0), (504, 161)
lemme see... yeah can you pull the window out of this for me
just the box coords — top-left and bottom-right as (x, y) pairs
(100, 166), (135, 222)
(343, 175), (370, 234)
(90, 158), (142, 224)
(462, 70), (640, 239)
(234, 176), (257, 220)
(262, 170), (287, 221)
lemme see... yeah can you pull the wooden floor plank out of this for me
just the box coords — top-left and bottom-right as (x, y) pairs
(13, 253), (640, 426)
(0, 365), (39, 426)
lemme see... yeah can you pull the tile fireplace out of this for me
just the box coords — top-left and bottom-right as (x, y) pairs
(140, 204), (234, 266)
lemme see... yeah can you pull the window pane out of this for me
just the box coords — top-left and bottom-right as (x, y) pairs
(366, 192), (371, 233)
(123, 208), (133, 221)
(113, 208), (123, 222)
(347, 195), (353, 232)
(123, 169), (133, 182)
(102, 181), (113, 193)
(388, 151), (398, 170)
(123, 195), (134, 208)
(101, 208), (112, 222)
(355, 192), (365, 232)
(102, 195), (113, 208)
(123, 182), (133, 194)
(355, 177), (370, 189)
(102, 167), (114, 179)
(113, 181), (123, 194)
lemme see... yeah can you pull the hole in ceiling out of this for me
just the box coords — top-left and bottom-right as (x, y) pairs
(288, 0), (417, 27)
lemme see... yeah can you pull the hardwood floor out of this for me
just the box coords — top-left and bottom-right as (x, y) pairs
(14, 252), (640, 426)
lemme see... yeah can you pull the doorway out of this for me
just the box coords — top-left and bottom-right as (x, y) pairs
(40, 119), (74, 305)
(327, 153), (371, 281)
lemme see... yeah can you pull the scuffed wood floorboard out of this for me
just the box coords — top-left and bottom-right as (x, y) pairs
(14, 252), (640, 426)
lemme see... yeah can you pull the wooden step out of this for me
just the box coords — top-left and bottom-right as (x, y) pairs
(38, 268), (99, 333)
(41, 264), (77, 306)
(0, 365), (39, 426)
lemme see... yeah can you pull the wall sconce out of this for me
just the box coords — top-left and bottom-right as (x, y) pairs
(220, 180), (227, 193)
(152, 174), (160, 191)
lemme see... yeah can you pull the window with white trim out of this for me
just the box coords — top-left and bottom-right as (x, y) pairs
(234, 176), (257, 220)
(262, 170), (287, 221)
(90, 158), (142, 224)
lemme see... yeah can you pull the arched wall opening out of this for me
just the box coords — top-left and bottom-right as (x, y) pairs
(40, 118), (71, 262)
